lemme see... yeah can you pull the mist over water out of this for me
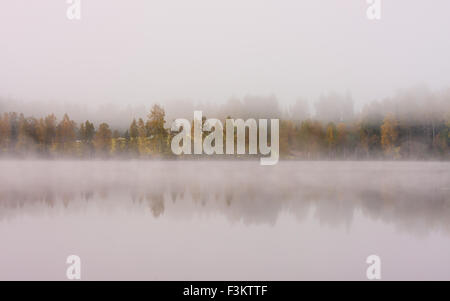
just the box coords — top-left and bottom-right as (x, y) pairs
(1, 0), (450, 283)
(0, 160), (449, 280)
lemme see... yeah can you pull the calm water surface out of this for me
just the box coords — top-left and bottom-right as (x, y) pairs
(0, 160), (449, 280)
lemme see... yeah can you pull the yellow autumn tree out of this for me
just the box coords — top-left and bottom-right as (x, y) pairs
(381, 113), (399, 157)
(336, 122), (347, 157)
(146, 104), (168, 155)
(94, 123), (112, 157)
(325, 122), (337, 158)
(56, 114), (77, 155)
(0, 113), (11, 151)
(137, 118), (149, 156)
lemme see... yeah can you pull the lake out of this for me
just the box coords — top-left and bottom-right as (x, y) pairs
(0, 160), (449, 280)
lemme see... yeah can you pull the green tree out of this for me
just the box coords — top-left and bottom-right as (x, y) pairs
(80, 120), (95, 142)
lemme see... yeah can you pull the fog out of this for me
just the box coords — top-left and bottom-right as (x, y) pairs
(1, 160), (450, 280)
(1, 161), (449, 236)
(1, 1), (450, 123)
(1, 1), (450, 280)
(1, 85), (450, 131)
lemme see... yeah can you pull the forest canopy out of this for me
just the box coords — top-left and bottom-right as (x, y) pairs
(0, 88), (449, 160)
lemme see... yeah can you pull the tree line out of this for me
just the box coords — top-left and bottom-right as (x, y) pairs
(0, 104), (448, 160)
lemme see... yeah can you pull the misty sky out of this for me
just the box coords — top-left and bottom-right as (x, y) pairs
(1, 0), (450, 109)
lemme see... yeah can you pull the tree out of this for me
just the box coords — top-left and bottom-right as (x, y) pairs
(80, 120), (95, 142)
(124, 130), (130, 140)
(146, 104), (168, 155)
(381, 113), (399, 157)
(56, 114), (77, 154)
(137, 118), (147, 138)
(128, 119), (139, 156)
(326, 122), (337, 154)
(336, 122), (347, 158)
(36, 114), (57, 155)
(44, 114), (57, 143)
(0, 113), (11, 151)
(16, 114), (39, 154)
(137, 118), (149, 156)
(94, 123), (112, 156)
(298, 120), (325, 159)
(435, 113), (450, 157)
(112, 130), (120, 139)
(79, 120), (95, 157)
(280, 120), (295, 157)
(129, 119), (138, 139)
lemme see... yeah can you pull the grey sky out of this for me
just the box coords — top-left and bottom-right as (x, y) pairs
(1, 0), (450, 109)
